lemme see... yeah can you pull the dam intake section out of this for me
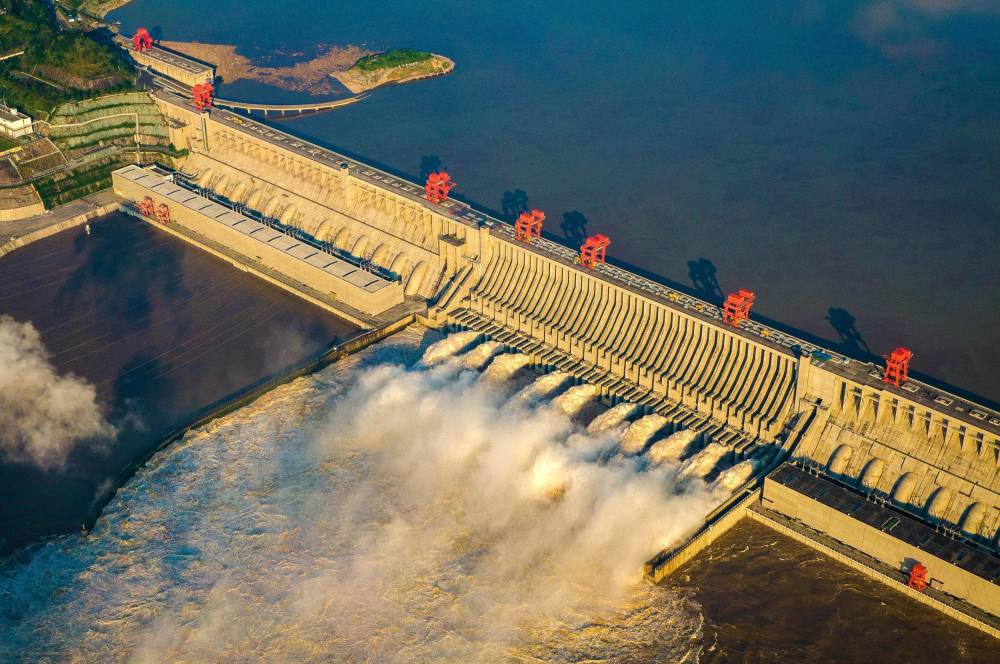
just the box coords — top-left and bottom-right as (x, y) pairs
(112, 90), (1000, 635)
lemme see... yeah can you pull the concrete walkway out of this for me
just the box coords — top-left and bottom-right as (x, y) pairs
(0, 190), (121, 258)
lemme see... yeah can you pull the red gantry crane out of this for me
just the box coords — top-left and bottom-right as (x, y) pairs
(579, 234), (610, 269)
(192, 82), (214, 112)
(908, 562), (928, 591)
(882, 347), (913, 387)
(133, 28), (153, 52)
(424, 171), (455, 203)
(722, 289), (755, 327)
(515, 209), (545, 243)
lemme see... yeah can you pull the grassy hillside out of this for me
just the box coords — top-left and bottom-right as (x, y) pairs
(0, 0), (134, 118)
(30, 92), (183, 208)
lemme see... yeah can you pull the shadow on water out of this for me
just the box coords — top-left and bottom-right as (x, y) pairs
(57, 219), (187, 329)
(826, 306), (872, 357)
(688, 257), (724, 303)
(500, 189), (529, 221)
(419, 155), (443, 181)
(560, 210), (588, 246)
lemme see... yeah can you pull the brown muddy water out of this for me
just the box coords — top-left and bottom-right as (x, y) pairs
(672, 518), (1000, 662)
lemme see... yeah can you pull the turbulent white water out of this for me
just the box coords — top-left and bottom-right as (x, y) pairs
(715, 459), (758, 492)
(420, 329), (482, 365)
(620, 414), (669, 455)
(480, 352), (532, 382)
(0, 329), (744, 662)
(680, 442), (729, 480)
(586, 402), (640, 435)
(511, 370), (573, 405)
(553, 384), (598, 417)
(647, 429), (700, 466)
(460, 340), (504, 370)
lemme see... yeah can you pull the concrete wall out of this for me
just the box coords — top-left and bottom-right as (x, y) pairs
(112, 169), (403, 316)
(130, 48), (214, 87)
(154, 95), (485, 301)
(794, 365), (1000, 545)
(762, 477), (1000, 617)
(747, 507), (1000, 639)
(644, 490), (758, 583)
(461, 239), (799, 442)
(150, 90), (1000, 548)
(0, 198), (45, 222)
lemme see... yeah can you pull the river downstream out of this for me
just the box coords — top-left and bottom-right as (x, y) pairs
(0, 213), (358, 553)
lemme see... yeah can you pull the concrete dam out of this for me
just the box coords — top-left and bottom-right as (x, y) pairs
(111, 90), (1000, 636)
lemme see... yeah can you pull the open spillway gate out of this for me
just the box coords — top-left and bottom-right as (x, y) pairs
(139, 89), (1000, 631)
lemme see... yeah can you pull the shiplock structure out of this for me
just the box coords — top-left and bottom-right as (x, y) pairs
(110, 86), (1000, 637)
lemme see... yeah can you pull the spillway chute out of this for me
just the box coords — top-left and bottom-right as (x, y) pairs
(511, 371), (573, 406)
(480, 352), (532, 382)
(714, 459), (757, 492)
(679, 442), (728, 481)
(459, 341), (504, 371)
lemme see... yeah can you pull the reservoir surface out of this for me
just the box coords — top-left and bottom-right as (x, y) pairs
(113, 0), (1000, 403)
(0, 213), (358, 553)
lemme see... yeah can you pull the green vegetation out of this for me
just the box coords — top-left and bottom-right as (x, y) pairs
(0, 0), (134, 118)
(0, 135), (18, 152)
(353, 49), (432, 73)
(48, 92), (169, 154)
(33, 156), (125, 207)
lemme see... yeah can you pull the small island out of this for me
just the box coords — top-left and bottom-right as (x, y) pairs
(332, 49), (454, 94)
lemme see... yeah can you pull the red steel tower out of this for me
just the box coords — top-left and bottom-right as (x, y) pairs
(192, 82), (214, 112)
(133, 28), (153, 52)
(722, 289), (755, 327)
(882, 347), (913, 387)
(424, 171), (455, 203)
(515, 209), (545, 242)
(580, 234), (610, 269)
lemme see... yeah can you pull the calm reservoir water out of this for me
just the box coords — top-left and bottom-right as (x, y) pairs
(115, 0), (1000, 402)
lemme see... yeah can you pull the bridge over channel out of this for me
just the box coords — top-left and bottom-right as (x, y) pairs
(211, 94), (369, 117)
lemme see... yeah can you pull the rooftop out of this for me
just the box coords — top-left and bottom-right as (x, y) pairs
(116, 165), (393, 294)
(0, 103), (30, 124)
(768, 463), (1000, 583)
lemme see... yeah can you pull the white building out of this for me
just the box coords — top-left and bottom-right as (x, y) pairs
(0, 103), (33, 139)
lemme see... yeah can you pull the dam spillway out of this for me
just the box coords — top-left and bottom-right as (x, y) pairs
(113, 90), (1000, 635)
